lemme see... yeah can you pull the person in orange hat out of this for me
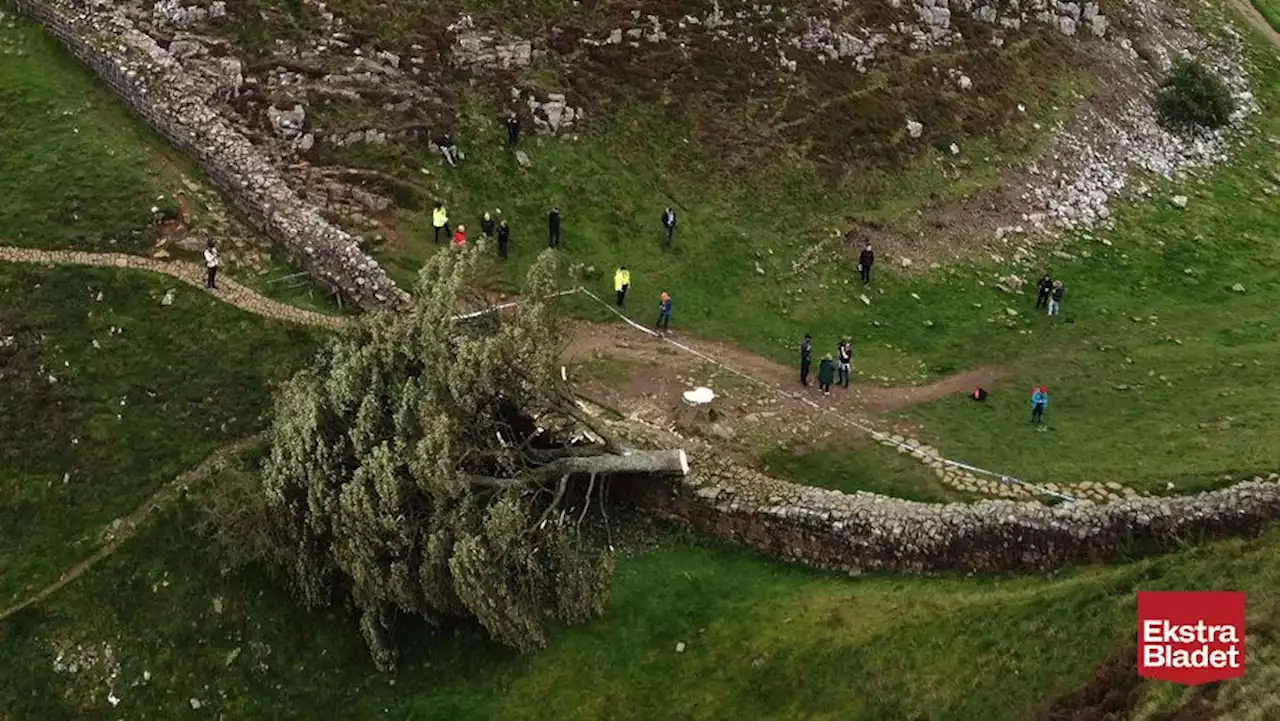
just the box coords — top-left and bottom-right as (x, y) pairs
(656, 291), (672, 332)
(454, 224), (467, 248)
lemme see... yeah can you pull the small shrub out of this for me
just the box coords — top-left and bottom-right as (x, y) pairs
(1156, 58), (1235, 131)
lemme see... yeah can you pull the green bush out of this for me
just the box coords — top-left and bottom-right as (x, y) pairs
(1157, 58), (1235, 131)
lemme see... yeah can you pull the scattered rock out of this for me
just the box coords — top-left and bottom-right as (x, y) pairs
(1171, 195), (1189, 209)
(161, 289), (175, 306)
(515, 150), (532, 168)
(1231, 283), (1245, 293)
(906, 119), (923, 138)
(675, 642), (686, 653)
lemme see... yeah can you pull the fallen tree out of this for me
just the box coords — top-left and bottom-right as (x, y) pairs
(224, 245), (686, 670)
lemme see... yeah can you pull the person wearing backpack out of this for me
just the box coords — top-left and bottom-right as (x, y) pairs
(661, 207), (676, 247)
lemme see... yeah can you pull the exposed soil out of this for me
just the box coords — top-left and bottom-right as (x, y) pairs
(1035, 645), (1147, 721)
(561, 318), (1003, 461)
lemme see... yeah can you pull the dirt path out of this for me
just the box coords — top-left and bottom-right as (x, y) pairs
(562, 319), (1004, 415)
(0, 246), (349, 331)
(1230, 0), (1280, 47)
(0, 435), (262, 624)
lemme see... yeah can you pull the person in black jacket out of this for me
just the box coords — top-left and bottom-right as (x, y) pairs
(436, 132), (460, 167)
(837, 339), (852, 388)
(505, 113), (520, 147)
(481, 212), (496, 239)
(859, 243), (875, 284)
(496, 220), (510, 259)
(661, 207), (676, 246)
(800, 334), (813, 387)
(1035, 273), (1054, 310)
(548, 207), (562, 247)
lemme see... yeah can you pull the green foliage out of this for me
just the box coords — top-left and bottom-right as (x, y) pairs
(249, 247), (612, 669)
(1157, 58), (1235, 131)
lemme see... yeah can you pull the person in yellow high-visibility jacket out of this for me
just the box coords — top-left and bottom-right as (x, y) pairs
(614, 266), (631, 307)
(432, 202), (451, 243)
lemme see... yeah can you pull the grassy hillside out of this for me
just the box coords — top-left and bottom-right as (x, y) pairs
(0, 264), (321, 607)
(3, 497), (1278, 720)
(0, 12), (343, 313)
(0, 0), (1278, 719)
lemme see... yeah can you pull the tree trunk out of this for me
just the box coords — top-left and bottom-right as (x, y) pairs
(471, 450), (688, 490)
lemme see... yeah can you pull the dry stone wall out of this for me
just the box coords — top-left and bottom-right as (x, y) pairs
(11, 0), (409, 312)
(628, 465), (1280, 573)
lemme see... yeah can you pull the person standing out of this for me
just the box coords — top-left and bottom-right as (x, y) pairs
(453, 225), (467, 248)
(432, 202), (451, 244)
(1048, 281), (1065, 316)
(204, 240), (220, 290)
(1030, 386), (1048, 425)
(481, 212), (496, 240)
(548, 206), (562, 248)
(859, 243), (875, 285)
(818, 354), (836, 395)
(1035, 273), (1054, 310)
(656, 291), (672, 332)
(661, 207), (676, 247)
(800, 334), (813, 387)
(505, 113), (521, 147)
(614, 266), (631, 307)
(837, 339), (852, 388)
(497, 220), (510, 259)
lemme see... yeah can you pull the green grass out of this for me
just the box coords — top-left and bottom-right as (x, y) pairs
(0, 12), (344, 315)
(0, 16), (175, 253)
(762, 443), (968, 502)
(4, 500), (1280, 720)
(1251, 0), (1280, 31)
(352, 15), (1280, 495)
(0, 264), (320, 607)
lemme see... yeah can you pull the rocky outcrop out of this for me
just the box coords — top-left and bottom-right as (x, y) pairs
(12, 0), (409, 311)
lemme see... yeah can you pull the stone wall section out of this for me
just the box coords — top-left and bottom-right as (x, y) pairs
(11, 0), (409, 312)
(603, 415), (1280, 574)
(630, 465), (1280, 573)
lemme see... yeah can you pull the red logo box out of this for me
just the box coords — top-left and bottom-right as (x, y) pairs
(1137, 591), (1246, 685)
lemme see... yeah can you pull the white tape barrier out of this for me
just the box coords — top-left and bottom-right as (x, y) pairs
(574, 288), (1078, 503)
(447, 284), (1076, 503)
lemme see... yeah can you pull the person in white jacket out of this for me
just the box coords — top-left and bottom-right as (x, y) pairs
(204, 240), (220, 290)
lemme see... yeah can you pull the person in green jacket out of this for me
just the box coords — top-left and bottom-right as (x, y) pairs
(817, 353), (836, 394)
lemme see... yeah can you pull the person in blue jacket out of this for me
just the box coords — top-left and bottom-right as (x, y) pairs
(657, 292), (672, 332)
(1030, 386), (1048, 425)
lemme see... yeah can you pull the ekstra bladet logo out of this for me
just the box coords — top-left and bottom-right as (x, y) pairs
(1137, 591), (1246, 685)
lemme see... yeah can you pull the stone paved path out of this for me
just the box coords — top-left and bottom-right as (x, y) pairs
(0, 246), (350, 331)
(0, 434), (264, 623)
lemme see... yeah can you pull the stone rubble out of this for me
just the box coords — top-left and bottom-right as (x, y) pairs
(12, 0), (408, 310)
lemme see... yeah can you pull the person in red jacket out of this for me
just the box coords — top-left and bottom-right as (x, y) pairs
(453, 225), (467, 248)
